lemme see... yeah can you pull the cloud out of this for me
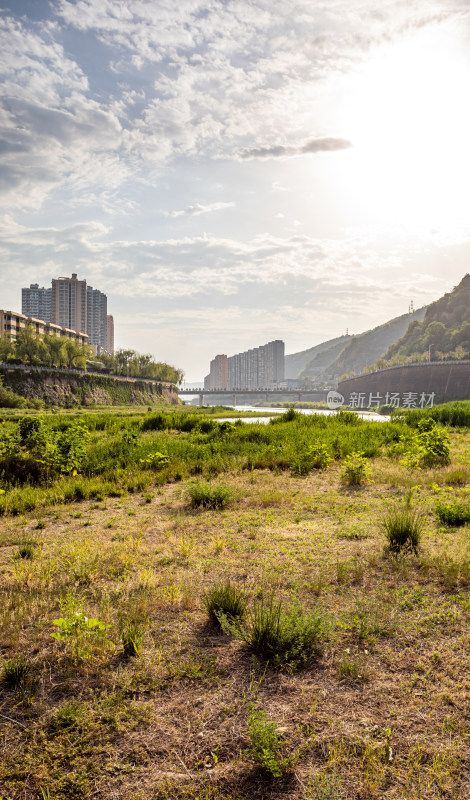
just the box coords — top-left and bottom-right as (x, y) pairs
(237, 137), (352, 160)
(167, 201), (234, 218)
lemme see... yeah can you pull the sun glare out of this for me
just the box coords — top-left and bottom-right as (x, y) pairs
(335, 23), (470, 234)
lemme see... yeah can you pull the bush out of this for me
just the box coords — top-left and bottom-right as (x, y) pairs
(400, 419), (450, 470)
(187, 481), (233, 510)
(382, 504), (425, 555)
(435, 500), (470, 527)
(340, 452), (372, 486)
(222, 594), (327, 669)
(291, 442), (332, 475)
(202, 580), (248, 629)
(247, 707), (293, 777)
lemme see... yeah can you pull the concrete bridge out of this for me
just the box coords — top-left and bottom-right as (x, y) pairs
(178, 388), (328, 406)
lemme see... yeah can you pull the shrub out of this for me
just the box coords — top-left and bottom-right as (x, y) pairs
(202, 580), (248, 629)
(247, 706), (294, 777)
(14, 543), (35, 560)
(291, 442), (332, 475)
(340, 452), (373, 486)
(187, 481), (233, 510)
(435, 500), (470, 527)
(223, 594), (327, 669)
(400, 419), (450, 470)
(382, 504), (425, 556)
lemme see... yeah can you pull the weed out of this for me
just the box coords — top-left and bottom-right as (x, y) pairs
(1, 654), (31, 689)
(382, 503), (425, 556)
(340, 452), (373, 486)
(400, 419), (450, 470)
(51, 594), (112, 661)
(307, 769), (344, 799)
(119, 617), (147, 657)
(187, 481), (234, 510)
(337, 649), (370, 683)
(247, 706), (294, 777)
(222, 594), (328, 669)
(14, 542), (35, 560)
(202, 580), (248, 629)
(435, 499), (470, 527)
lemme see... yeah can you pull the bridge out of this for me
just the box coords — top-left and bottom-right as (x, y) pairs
(178, 387), (328, 406)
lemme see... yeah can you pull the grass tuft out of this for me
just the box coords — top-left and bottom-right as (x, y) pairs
(202, 580), (248, 629)
(382, 504), (425, 556)
(187, 480), (234, 510)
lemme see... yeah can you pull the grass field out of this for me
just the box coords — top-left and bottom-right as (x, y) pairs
(1, 406), (470, 799)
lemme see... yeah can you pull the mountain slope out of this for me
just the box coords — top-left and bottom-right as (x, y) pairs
(385, 274), (470, 361)
(285, 335), (350, 379)
(329, 306), (427, 377)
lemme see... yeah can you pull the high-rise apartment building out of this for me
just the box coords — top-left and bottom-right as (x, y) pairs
(106, 315), (114, 355)
(86, 286), (107, 351)
(22, 273), (112, 353)
(209, 340), (284, 390)
(22, 284), (51, 322)
(51, 273), (87, 335)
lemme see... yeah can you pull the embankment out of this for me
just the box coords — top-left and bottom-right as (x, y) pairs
(0, 366), (179, 407)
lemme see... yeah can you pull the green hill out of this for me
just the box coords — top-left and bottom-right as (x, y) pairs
(384, 275), (470, 362)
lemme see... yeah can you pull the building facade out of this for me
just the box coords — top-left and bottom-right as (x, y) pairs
(86, 286), (107, 352)
(106, 315), (114, 355)
(0, 309), (88, 346)
(22, 284), (51, 322)
(207, 340), (285, 390)
(51, 273), (88, 336)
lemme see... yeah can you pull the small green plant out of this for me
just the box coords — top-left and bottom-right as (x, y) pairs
(222, 594), (327, 669)
(292, 442), (332, 475)
(14, 542), (35, 560)
(337, 649), (369, 683)
(340, 452), (372, 486)
(202, 579), (248, 629)
(187, 481), (233, 510)
(119, 617), (147, 657)
(382, 501), (425, 556)
(400, 419), (450, 470)
(247, 706), (293, 777)
(1, 654), (31, 689)
(139, 451), (169, 469)
(51, 595), (111, 661)
(435, 499), (470, 527)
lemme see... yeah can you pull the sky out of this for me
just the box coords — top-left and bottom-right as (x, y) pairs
(1, 0), (470, 381)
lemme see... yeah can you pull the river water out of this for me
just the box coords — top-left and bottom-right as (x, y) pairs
(214, 406), (389, 423)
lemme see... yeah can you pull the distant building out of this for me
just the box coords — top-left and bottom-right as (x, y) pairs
(208, 340), (285, 390)
(22, 273), (113, 354)
(207, 354), (228, 389)
(106, 315), (114, 355)
(0, 309), (88, 346)
(86, 286), (107, 352)
(22, 284), (51, 322)
(51, 273), (87, 336)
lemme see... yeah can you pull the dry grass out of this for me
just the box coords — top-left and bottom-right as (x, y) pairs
(1, 439), (470, 799)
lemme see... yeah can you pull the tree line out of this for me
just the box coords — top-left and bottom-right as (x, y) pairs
(0, 324), (183, 384)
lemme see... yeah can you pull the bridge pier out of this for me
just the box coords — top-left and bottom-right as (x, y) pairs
(199, 392), (204, 406)
(233, 393), (237, 406)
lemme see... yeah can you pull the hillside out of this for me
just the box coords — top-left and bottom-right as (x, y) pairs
(286, 307), (426, 383)
(329, 306), (427, 377)
(385, 274), (470, 361)
(285, 335), (350, 379)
